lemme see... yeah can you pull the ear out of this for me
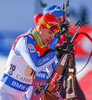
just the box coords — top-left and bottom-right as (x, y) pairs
(37, 25), (44, 32)
(38, 25), (41, 31)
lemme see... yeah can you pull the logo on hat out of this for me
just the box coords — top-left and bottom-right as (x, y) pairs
(48, 21), (58, 25)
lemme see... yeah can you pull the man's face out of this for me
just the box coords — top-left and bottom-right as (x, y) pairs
(39, 27), (56, 45)
(56, 16), (63, 24)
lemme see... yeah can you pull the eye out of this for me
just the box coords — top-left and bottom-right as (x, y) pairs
(57, 18), (60, 20)
(49, 31), (52, 34)
(48, 31), (55, 37)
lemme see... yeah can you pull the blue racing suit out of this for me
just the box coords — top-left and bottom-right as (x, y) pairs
(28, 31), (63, 100)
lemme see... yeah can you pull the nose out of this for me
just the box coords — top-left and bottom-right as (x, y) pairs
(49, 34), (54, 40)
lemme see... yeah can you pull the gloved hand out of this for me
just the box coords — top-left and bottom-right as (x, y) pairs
(67, 33), (73, 41)
(53, 42), (74, 58)
(59, 21), (69, 34)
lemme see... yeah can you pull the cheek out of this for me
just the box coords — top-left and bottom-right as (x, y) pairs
(42, 31), (48, 38)
(57, 19), (61, 24)
(58, 19), (63, 24)
(40, 32), (47, 42)
(42, 34), (47, 41)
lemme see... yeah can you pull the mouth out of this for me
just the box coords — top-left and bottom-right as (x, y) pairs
(46, 39), (51, 43)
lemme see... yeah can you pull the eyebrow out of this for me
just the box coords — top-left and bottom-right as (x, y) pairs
(50, 30), (54, 33)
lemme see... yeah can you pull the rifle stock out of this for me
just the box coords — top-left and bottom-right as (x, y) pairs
(66, 67), (77, 99)
(66, 54), (77, 99)
(43, 53), (69, 95)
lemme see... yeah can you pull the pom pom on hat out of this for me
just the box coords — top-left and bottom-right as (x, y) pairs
(33, 13), (43, 26)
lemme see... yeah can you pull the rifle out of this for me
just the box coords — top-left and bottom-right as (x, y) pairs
(62, 0), (87, 98)
(62, 0), (70, 42)
(62, 1), (77, 98)
(34, 20), (86, 100)
(39, 0), (47, 9)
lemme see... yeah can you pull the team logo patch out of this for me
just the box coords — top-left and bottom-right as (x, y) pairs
(28, 44), (36, 53)
(38, 61), (43, 65)
(25, 65), (36, 77)
(8, 71), (13, 75)
(38, 57), (49, 65)
(49, 72), (59, 85)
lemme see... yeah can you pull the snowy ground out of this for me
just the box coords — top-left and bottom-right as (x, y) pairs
(0, 56), (7, 79)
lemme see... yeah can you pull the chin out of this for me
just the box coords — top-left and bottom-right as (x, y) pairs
(43, 42), (47, 45)
(43, 43), (46, 45)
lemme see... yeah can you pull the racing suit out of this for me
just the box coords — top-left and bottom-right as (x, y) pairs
(0, 28), (57, 100)
(27, 31), (63, 100)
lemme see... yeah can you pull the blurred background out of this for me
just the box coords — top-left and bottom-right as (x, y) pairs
(0, 0), (92, 99)
(0, 0), (92, 56)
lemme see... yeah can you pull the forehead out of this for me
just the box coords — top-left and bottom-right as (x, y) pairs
(42, 28), (56, 34)
(56, 16), (63, 20)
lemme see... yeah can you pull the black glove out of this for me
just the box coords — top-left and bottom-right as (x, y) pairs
(59, 21), (69, 34)
(53, 42), (74, 58)
(67, 33), (73, 41)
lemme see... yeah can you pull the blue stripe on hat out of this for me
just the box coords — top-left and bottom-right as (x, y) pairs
(43, 5), (63, 17)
